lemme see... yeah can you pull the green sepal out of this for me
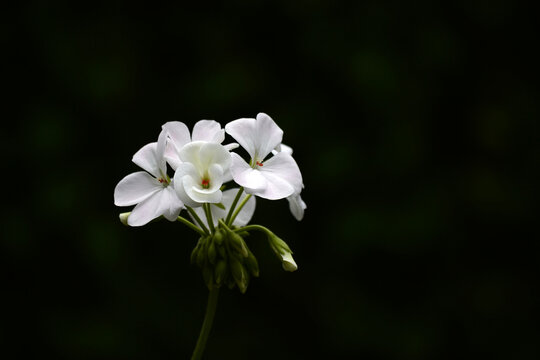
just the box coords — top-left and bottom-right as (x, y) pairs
(214, 202), (226, 210)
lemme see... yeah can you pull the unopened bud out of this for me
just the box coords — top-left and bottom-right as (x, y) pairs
(230, 258), (248, 293)
(208, 240), (217, 265)
(280, 251), (298, 272)
(246, 249), (260, 277)
(119, 212), (131, 226)
(229, 232), (249, 258)
(190, 242), (201, 264)
(268, 234), (298, 272)
(214, 230), (224, 245)
(214, 260), (228, 285)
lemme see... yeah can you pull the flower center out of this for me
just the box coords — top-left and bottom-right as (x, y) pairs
(158, 178), (169, 185)
(201, 178), (210, 189)
(256, 161), (263, 167)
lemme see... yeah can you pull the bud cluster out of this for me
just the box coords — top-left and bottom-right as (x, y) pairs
(191, 222), (259, 293)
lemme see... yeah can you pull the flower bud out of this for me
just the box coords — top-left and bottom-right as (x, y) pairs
(190, 241), (201, 264)
(245, 249), (260, 277)
(119, 212), (131, 226)
(229, 232), (249, 258)
(268, 233), (297, 272)
(214, 229), (224, 245)
(230, 258), (248, 293)
(202, 264), (214, 290)
(214, 259), (228, 286)
(207, 240), (217, 265)
(196, 241), (207, 268)
(280, 251), (298, 272)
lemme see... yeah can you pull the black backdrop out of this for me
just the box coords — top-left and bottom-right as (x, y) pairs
(3, 1), (539, 359)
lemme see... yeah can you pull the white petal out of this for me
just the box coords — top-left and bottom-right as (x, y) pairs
(192, 120), (225, 143)
(262, 152), (303, 193)
(198, 142), (231, 171)
(206, 164), (224, 192)
(230, 153), (268, 191)
(164, 141), (182, 170)
(225, 117), (258, 159)
(272, 143), (294, 156)
(224, 142), (239, 151)
(256, 170), (295, 200)
(188, 178), (223, 203)
(178, 141), (204, 169)
(174, 177), (201, 208)
(161, 185), (184, 221)
(225, 190), (256, 226)
(254, 113), (284, 160)
(156, 128), (167, 164)
(162, 121), (191, 151)
(114, 171), (162, 206)
(173, 163), (202, 207)
(132, 143), (162, 178)
(127, 188), (179, 226)
(288, 193), (306, 221)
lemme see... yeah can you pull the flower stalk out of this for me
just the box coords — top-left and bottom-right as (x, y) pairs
(191, 287), (220, 360)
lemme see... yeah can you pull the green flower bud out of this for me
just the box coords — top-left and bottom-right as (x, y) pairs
(119, 212), (131, 226)
(230, 258), (248, 293)
(196, 241), (207, 268)
(218, 243), (227, 259)
(202, 265), (214, 290)
(229, 232), (249, 258)
(214, 259), (228, 286)
(208, 240), (217, 265)
(246, 249), (260, 277)
(268, 233), (297, 272)
(214, 229), (224, 245)
(190, 243), (200, 264)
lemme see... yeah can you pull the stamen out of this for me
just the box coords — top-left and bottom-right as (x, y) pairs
(158, 178), (166, 184)
(256, 161), (263, 167)
(202, 179), (210, 189)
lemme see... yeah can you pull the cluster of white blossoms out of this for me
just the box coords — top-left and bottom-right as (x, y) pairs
(114, 113), (306, 292)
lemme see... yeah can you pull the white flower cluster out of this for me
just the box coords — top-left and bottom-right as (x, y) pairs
(114, 113), (306, 226)
(114, 113), (306, 278)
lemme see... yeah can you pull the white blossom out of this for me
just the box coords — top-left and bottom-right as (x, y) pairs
(173, 141), (231, 207)
(114, 130), (183, 226)
(225, 113), (303, 200)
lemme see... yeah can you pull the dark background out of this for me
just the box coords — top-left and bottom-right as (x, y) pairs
(3, 1), (539, 359)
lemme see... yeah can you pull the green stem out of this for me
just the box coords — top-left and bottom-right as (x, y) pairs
(234, 224), (270, 235)
(177, 216), (205, 236)
(203, 203), (215, 234)
(191, 288), (220, 360)
(228, 194), (252, 226)
(225, 187), (244, 225)
(186, 207), (210, 235)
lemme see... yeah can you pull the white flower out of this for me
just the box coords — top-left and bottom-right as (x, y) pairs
(225, 113), (303, 200)
(273, 143), (307, 221)
(162, 120), (237, 171)
(190, 189), (256, 228)
(114, 130), (183, 226)
(173, 141), (232, 207)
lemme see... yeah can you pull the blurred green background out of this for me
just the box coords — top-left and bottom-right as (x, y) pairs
(3, 1), (539, 359)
